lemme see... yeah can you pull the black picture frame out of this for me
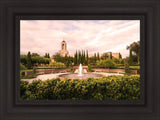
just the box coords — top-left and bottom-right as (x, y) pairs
(0, 0), (160, 120)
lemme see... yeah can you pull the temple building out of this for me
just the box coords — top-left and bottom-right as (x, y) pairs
(59, 40), (69, 57)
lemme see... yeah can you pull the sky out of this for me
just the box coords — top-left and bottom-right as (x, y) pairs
(20, 20), (140, 58)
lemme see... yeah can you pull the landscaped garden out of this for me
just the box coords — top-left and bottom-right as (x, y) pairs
(20, 41), (140, 100)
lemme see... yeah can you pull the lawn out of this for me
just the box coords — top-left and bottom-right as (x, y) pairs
(116, 66), (140, 70)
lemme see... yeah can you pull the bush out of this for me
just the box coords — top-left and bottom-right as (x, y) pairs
(69, 66), (74, 73)
(20, 74), (37, 79)
(125, 59), (130, 73)
(96, 59), (116, 68)
(21, 71), (25, 76)
(33, 67), (37, 74)
(49, 61), (65, 68)
(88, 64), (93, 72)
(20, 63), (26, 70)
(20, 75), (140, 100)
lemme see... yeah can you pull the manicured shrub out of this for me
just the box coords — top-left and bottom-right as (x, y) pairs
(33, 67), (37, 74)
(21, 71), (25, 76)
(20, 63), (26, 70)
(125, 59), (130, 73)
(20, 75), (140, 100)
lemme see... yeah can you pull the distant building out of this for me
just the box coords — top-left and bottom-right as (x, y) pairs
(58, 40), (69, 57)
(105, 52), (120, 59)
(112, 53), (120, 58)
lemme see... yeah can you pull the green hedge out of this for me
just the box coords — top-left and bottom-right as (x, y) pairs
(20, 75), (140, 100)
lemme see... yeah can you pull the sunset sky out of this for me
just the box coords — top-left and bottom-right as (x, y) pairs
(20, 20), (140, 58)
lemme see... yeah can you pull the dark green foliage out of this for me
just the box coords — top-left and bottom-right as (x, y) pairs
(125, 59), (130, 73)
(96, 59), (116, 68)
(74, 50), (78, 65)
(74, 50), (88, 65)
(20, 63), (26, 70)
(21, 52), (50, 67)
(20, 75), (140, 100)
(110, 52), (112, 59)
(94, 53), (97, 62)
(119, 53), (122, 59)
(31, 53), (40, 57)
(88, 64), (93, 72)
(31, 56), (50, 65)
(33, 67), (37, 74)
(26, 51), (32, 69)
(21, 71), (25, 76)
(86, 50), (88, 64)
(97, 52), (100, 60)
(101, 52), (110, 60)
(49, 61), (65, 68)
(20, 74), (37, 79)
(53, 53), (73, 67)
(20, 55), (27, 65)
(127, 41), (140, 64)
(44, 53), (50, 58)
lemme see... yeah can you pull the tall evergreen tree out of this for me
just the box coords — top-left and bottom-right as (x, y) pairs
(86, 50), (88, 65)
(119, 53), (122, 59)
(127, 41), (140, 64)
(81, 50), (83, 64)
(78, 50), (81, 64)
(26, 51), (32, 69)
(44, 53), (47, 58)
(110, 52), (112, 59)
(83, 50), (86, 64)
(97, 52), (100, 60)
(94, 53), (97, 62)
(48, 53), (50, 58)
(74, 50), (77, 65)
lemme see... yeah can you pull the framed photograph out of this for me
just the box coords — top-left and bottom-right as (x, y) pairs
(0, 0), (160, 120)
(19, 19), (142, 102)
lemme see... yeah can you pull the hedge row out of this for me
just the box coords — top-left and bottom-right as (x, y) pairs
(20, 75), (140, 100)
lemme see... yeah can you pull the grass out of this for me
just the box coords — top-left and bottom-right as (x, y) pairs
(116, 66), (140, 70)
(20, 74), (37, 79)
(21, 68), (54, 72)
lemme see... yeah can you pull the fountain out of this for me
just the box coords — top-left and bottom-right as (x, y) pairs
(58, 64), (104, 79)
(78, 63), (83, 76)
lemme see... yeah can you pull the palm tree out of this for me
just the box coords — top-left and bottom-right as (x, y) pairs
(127, 41), (140, 64)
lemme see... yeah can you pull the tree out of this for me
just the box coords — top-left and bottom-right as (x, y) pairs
(20, 63), (26, 70)
(48, 53), (50, 58)
(31, 53), (40, 57)
(33, 67), (37, 74)
(74, 50), (78, 65)
(20, 55), (27, 65)
(113, 58), (120, 64)
(124, 58), (130, 73)
(49, 61), (65, 68)
(26, 51), (32, 69)
(127, 41), (140, 64)
(103, 59), (115, 68)
(97, 52), (100, 60)
(96, 59), (115, 68)
(101, 52), (109, 60)
(110, 52), (112, 59)
(119, 53), (122, 59)
(86, 50), (88, 64)
(81, 50), (84, 64)
(88, 64), (93, 72)
(44, 53), (50, 58)
(94, 53), (97, 62)
(83, 50), (85, 64)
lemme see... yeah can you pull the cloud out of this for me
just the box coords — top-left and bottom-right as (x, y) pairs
(20, 20), (140, 58)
